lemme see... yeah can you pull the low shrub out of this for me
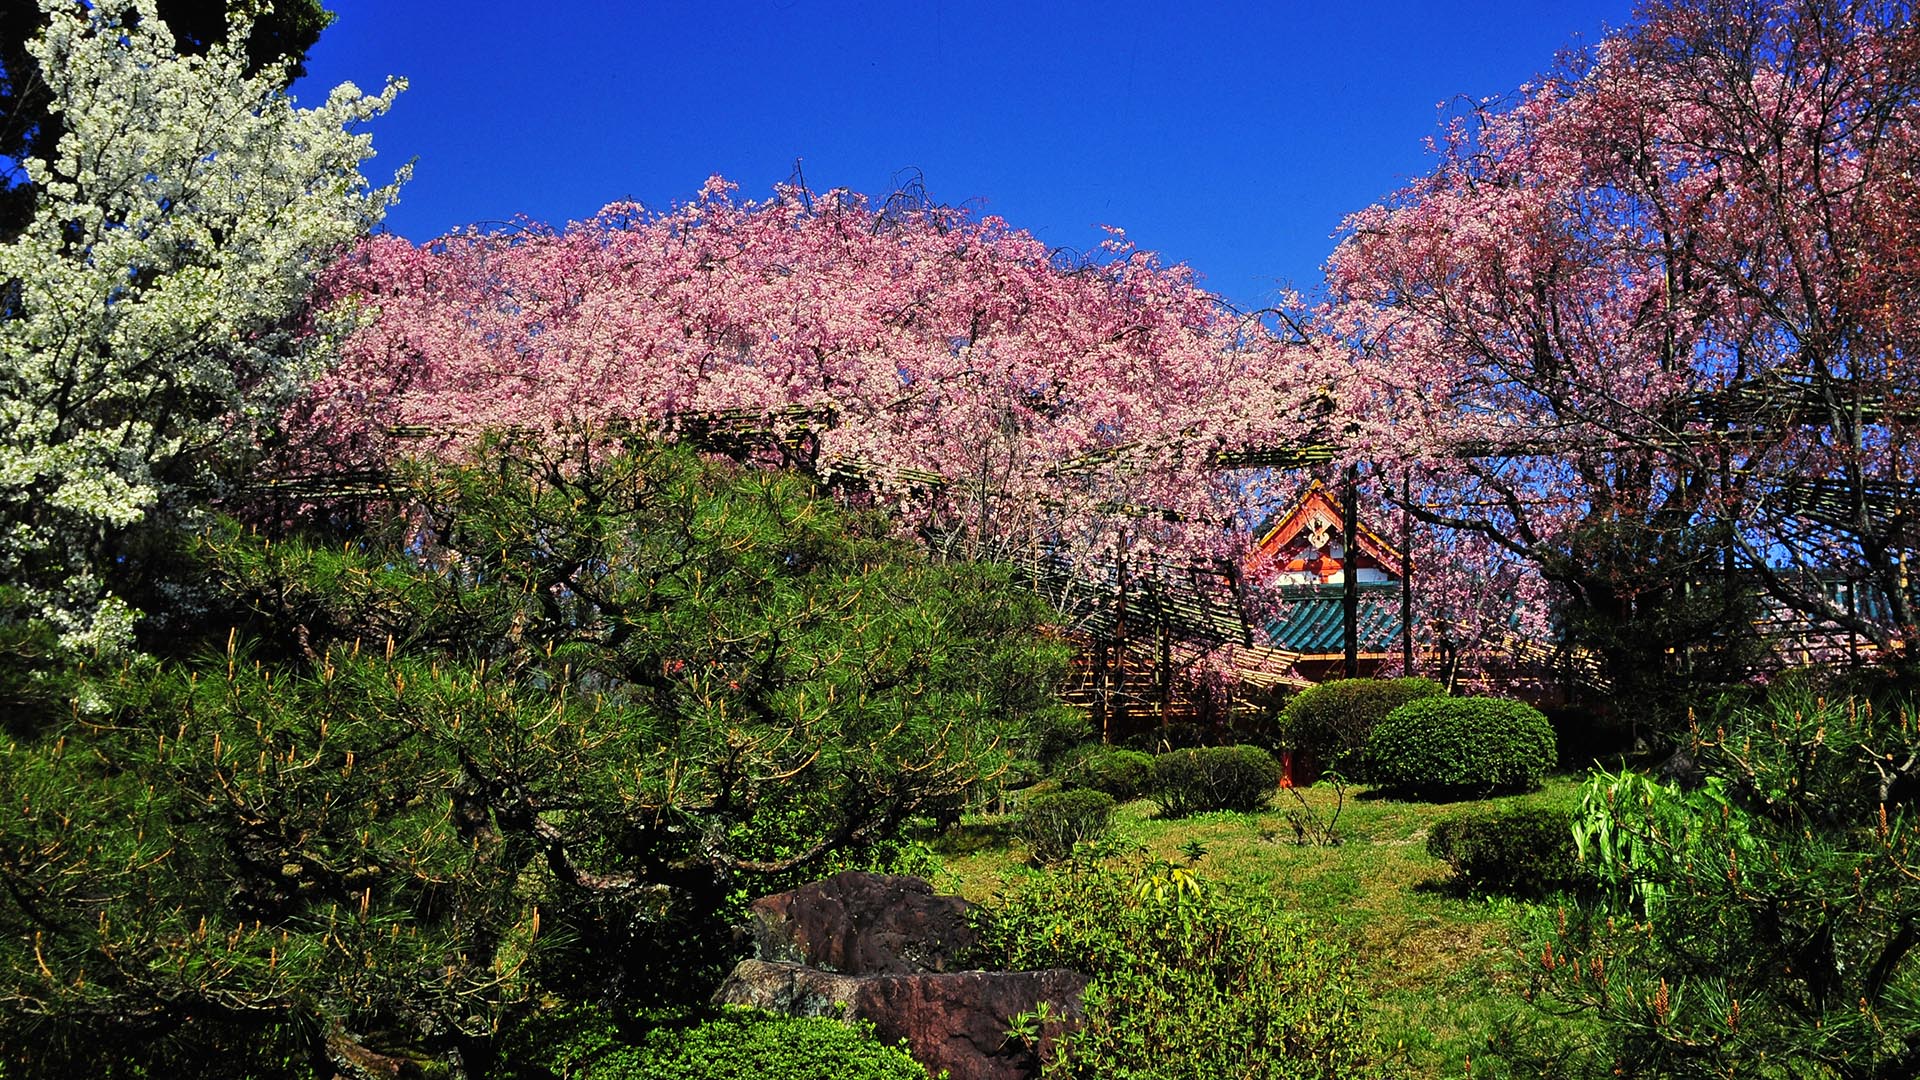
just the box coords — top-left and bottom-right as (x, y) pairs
(1366, 696), (1556, 797)
(1017, 788), (1118, 862)
(975, 853), (1398, 1080)
(1060, 747), (1155, 802)
(1149, 745), (1281, 817)
(498, 1006), (929, 1080)
(1280, 677), (1446, 781)
(1426, 806), (1583, 897)
(635, 1012), (930, 1079)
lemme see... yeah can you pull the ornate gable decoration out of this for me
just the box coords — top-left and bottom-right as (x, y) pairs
(1304, 513), (1333, 551)
(1244, 481), (1405, 589)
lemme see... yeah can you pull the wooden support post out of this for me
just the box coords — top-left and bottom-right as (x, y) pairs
(1093, 637), (1109, 743)
(1159, 594), (1173, 725)
(1849, 578), (1859, 668)
(1564, 624), (1576, 704)
(1401, 470), (1414, 675)
(1343, 463), (1360, 679)
(1115, 548), (1130, 735)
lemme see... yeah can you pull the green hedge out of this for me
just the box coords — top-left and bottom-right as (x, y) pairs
(1426, 806), (1583, 897)
(1149, 745), (1281, 817)
(1366, 696), (1556, 797)
(1017, 788), (1117, 862)
(1029, 708), (1098, 769)
(1280, 677), (1446, 781)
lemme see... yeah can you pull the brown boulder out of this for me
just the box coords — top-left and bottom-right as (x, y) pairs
(715, 959), (1086, 1080)
(747, 870), (977, 975)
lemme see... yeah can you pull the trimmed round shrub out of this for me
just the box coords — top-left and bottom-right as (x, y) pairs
(1426, 806), (1584, 898)
(1149, 745), (1282, 817)
(1366, 696), (1556, 797)
(1061, 746), (1156, 802)
(1280, 677), (1446, 781)
(1017, 788), (1118, 862)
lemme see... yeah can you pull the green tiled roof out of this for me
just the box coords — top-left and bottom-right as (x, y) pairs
(1265, 585), (1403, 654)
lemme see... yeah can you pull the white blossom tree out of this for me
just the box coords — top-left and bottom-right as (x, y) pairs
(0, 0), (404, 648)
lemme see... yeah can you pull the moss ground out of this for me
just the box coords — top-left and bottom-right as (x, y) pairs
(928, 775), (1594, 1078)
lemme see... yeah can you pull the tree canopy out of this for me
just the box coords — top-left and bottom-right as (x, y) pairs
(0, 439), (1069, 1077)
(0, 0), (332, 236)
(0, 0), (403, 649)
(1329, 0), (1920, 698)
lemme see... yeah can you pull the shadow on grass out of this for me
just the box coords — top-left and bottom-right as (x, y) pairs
(1411, 875), (1596, 904)
(1409, 875), (1474, 899)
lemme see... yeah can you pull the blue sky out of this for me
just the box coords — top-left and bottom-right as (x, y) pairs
(296, 1), (1636, 312)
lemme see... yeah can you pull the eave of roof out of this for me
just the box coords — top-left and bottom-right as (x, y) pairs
(1265, 586), (1403, 654)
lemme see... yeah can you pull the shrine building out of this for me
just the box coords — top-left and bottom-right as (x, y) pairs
(1242, 481), (1407, 682)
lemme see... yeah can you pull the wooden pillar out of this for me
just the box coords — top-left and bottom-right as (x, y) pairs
(1115, 548), (1130, 734)
(1564, 623), (1576, 704)
(1093, 636), (1110, 743)
(1159, 594), (1173, 724)
(1343, 463), (1360, 679)
(1401, 470), (1414, 675)
(1848, 578), (1860, 668)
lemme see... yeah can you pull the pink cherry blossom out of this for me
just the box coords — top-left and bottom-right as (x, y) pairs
(286, 181), (1336, 578)
(1327, 0), (1920, 670)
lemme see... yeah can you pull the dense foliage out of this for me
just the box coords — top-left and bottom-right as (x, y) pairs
(1016, 789), (1118, 863)
(1531, 695), (1920, 1078)
(1365, 697), (1555, 798)
(1149, 745), (1282, 817)
(1280, 678), (1445, 781)
(978, 853), (1399, 1080)
(1425, 807), (1581, 899)
(0, 441), (1067, 1077)
(0, 0), (405, 649)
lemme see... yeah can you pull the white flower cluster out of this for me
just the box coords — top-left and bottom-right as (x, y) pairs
(0, 0), (405, 649)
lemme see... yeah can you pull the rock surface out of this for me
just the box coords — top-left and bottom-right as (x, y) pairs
(724, 871), (1087, 1079)
(716, 959), (1086, 1080)
(746, 869), (978, 975)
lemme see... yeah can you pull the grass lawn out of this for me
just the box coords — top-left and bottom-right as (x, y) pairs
(929, 774), (1594, 1078)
